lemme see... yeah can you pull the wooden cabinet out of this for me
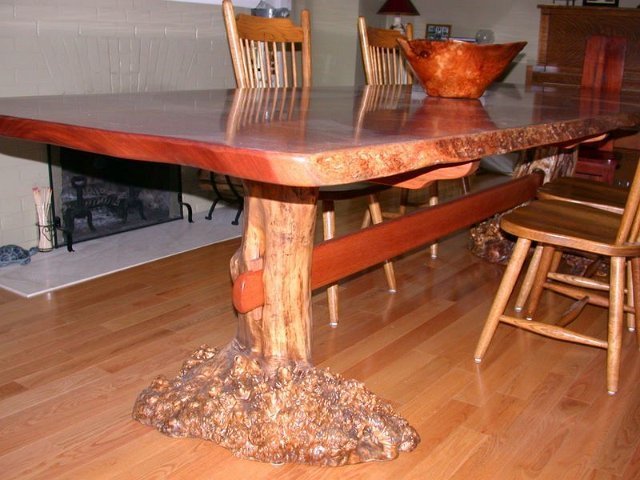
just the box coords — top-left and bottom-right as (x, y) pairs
(527, 5), (640, 92)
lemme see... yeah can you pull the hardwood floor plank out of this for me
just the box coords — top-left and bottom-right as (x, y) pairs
(318, 297), (454, 374)
(48, 430), (178, 480)
(589, 381), (640, 475)
(1, 178), (639, 478)
(407, 425), (490, 479)
(463, 392), (527, 435)
(0, 366), (109, 419)
(1, 407), (148, 480)
(0, 381), (27, 401)
(621, 440), (640, 480)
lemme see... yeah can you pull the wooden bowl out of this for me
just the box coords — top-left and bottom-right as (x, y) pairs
(397, 38), (526, 99)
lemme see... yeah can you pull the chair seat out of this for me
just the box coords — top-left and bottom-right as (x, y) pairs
(501, 200), (640, 257)
(537, 177), (627, 214)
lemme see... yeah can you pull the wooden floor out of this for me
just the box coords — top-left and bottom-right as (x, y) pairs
(1, 177), (640, 479)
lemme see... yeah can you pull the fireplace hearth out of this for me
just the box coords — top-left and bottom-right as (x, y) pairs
(49, 147), (189, 248)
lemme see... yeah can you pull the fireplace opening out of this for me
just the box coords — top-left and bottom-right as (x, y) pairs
(48, 147), (187, 248)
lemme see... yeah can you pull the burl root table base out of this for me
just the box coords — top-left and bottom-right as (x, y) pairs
(133, 181), (418, 466)
(133, 341), (419, 465)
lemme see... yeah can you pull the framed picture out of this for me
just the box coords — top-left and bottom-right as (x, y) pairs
(426, 24), (451, 41)
(582, 0), (618, 6)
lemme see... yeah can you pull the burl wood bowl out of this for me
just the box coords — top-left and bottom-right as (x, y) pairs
(397, 38), (526, 99)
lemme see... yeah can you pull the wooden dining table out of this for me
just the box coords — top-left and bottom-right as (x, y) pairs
(0, 84), (639, 466)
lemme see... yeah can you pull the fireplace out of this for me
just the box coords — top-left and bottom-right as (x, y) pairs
(48, 147), (187, 248)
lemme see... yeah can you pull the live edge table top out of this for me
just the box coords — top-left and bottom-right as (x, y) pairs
(0, 84), (639, 187)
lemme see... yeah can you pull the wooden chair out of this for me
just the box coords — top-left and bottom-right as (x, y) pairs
(537, 176), (627, 215)
(357, 16), (473, 259)
(535, 36), (626, 198)
(358, 17), (414, 87)
(200, 0), (313, 223)
(573, 35), (627, 183)
(518, 175), (636, 332)
(223, 0), (396, 327)
(474, 158), (640, 395)
(516, 36), (629, 314)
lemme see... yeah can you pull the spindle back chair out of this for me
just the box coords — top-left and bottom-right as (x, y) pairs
(358, 17), (413, 86)
(223, 0), (311, 88)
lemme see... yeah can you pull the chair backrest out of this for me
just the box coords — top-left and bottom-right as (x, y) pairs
(222, 0), (311, 88)
(617, 157), (640, 245)
(358, 17), (413, 86)
(581, 35), (627, 93)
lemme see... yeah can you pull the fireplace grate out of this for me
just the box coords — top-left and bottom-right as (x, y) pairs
(48, 147), (191, 250)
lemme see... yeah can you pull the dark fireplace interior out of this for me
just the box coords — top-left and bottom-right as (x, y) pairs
(49, 147), (184, 247)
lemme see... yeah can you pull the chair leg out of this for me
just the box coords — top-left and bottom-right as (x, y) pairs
(361, 208), (372, 229)
(626, 261), (636, 333)
(550, 250), (563, 272)
(606, 257), (625, 395)
(521, 248), (562, 316)
(368, 194), (397, 293)
(475, 238), (532, 362)
(524, 246), (557, 320)
(631, 257), (640, 348)
(515, 245), (543, 312)
(398, 189), (409, 216)
(461, 176), (471, 195)
(428, 183), (439, 259)
(322, 200), (339, 327)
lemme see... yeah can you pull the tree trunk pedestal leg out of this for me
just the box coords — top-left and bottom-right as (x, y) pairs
(133, 181), (419, 466)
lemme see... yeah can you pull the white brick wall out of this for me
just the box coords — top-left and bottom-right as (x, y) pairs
(0, 0), (239, 248)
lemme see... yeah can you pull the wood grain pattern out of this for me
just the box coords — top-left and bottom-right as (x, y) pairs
(580, 36), (627, 93)
(224, 13), (394, 327)
(232, 173), (542, 313)
(3, 183), (640, 478)
(312, 173), (543, 290)
(133, 182), (420, 466)
(530, 5), (640, 92)
(0, 85), (638, 188)
(397, 39), (526, 99)
(537, 176), (628, 214)
(501, 200), (640, 257)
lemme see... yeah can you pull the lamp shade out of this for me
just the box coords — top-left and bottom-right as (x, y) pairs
(377, 0), (420, 16)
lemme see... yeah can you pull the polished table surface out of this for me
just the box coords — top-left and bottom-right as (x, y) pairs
(1, 84), (639, 186)
(1, 84), (640, 466)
